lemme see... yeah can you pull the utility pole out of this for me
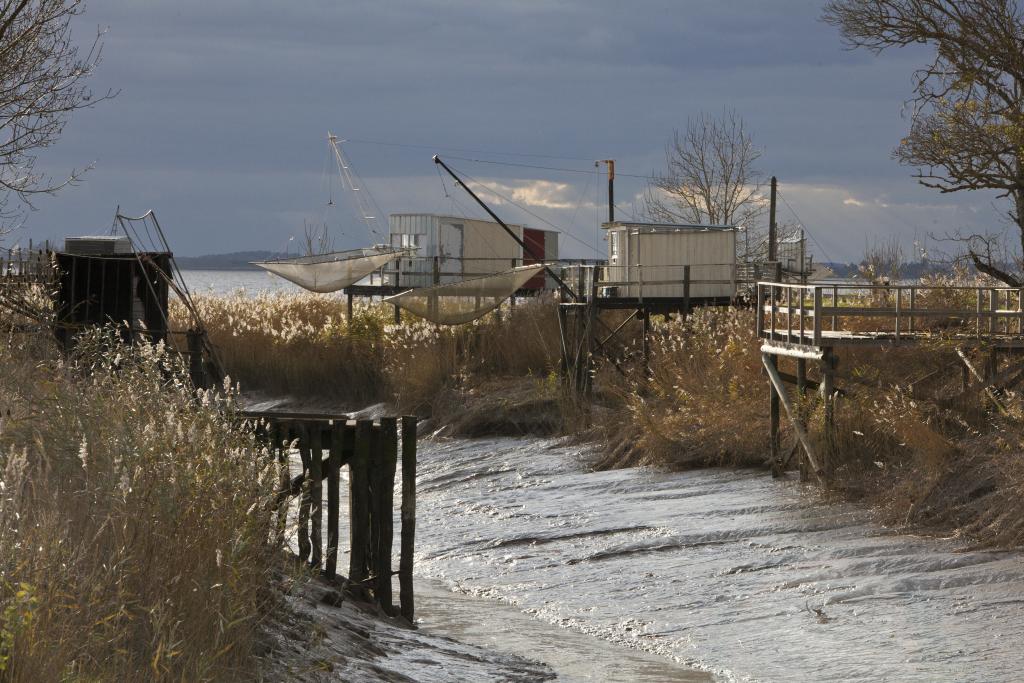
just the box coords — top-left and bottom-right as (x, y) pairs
(768, 176), (778, 263)
(600, 160), (615, 223)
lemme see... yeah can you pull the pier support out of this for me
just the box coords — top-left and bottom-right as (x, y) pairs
(768, 354), (781, 474)
(763, 352), (825, 483)
(820, 348), (836, 480)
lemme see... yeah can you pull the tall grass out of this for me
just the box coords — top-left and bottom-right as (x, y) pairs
(179, 292), (563, 418)
(0, 328), (281, 681)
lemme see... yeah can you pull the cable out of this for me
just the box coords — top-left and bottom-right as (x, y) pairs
(342, 138), (595, 163)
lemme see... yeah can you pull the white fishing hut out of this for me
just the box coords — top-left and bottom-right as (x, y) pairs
(387, 213), (558, 289)
(601, 221), (737, 299)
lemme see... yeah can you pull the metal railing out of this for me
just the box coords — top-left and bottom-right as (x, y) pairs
(757, 281), (1024, 347)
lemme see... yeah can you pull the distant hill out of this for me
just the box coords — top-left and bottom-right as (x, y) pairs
(175, 251), (281, 270)
(820, 261), (953, 280)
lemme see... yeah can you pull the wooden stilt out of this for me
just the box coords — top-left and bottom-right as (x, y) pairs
(326, 421), (342, 577)
(349, 420), (372, 589)
(296, 422), (311, 564)
(308, 421), (323, 569)
(641, 308), (650, 373)
(821, 349), (836, 480)
(400, 416), (417, 622)
(767, 353), (781, 473)
(377, 417), (399, 613)
(347, 291), (354, 321)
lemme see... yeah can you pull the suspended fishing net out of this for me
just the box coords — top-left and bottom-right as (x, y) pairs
(384, 264), (545, 325)
(253, 247), (407, 293)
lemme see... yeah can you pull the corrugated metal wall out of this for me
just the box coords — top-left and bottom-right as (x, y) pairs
(603, 227), (735, 299)
(390, 214), (556, 289)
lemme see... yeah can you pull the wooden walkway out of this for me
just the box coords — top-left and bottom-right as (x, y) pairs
(756, 281), (1024, 483)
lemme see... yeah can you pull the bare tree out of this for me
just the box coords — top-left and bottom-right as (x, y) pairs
(643, 109), (765, 234)
(859, 235), (904, 284)
(823, 0), (1024, 286)
(0, 0), (110, 236)
(301, 220), (334, 256)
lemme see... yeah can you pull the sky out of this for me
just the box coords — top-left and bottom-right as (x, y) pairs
(8, 0), (1013, 262)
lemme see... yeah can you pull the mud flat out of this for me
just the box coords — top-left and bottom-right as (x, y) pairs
(412, 436), (1024, 682)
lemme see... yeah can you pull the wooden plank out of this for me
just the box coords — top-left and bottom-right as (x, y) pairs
(377, 417), (399, 613)
(400, 416), (417, 622)
(349, 420), (372, 588)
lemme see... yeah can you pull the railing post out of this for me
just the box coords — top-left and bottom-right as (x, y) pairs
(831, 284), (838, 331)
(990, 288), (998, 336)
(756, 283), (764, 338)
(813, 286), (822, 347)
(895, 287), (902, 341)
(799, 285), (806, 343)
(977, 288), (983, 339)
(909, 287), (916, 333)
(770, 284), (778, 341)
(786, 286), (793, 343)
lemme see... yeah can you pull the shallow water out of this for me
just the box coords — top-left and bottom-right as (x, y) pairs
(416, 577), (706, 681)
(409, 437), (1024, 682)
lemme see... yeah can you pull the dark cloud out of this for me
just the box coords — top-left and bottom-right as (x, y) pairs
(12, 1), (1003, 260)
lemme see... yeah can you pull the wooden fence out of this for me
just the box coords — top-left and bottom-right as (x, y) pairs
(248, 412), (418, 621)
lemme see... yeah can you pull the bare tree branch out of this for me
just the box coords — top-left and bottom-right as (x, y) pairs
(643, 109), (765, 251)
(0, 0), (113, 237)
(823, 0), (1024, 285)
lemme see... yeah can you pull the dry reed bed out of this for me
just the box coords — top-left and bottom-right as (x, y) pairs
(0, 328), (282, 681)
(177, 292), (563, 421)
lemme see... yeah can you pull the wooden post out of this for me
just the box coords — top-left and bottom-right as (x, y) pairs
(821, 348), (836, 481)
(767, 353), (780, 470)
(641, 308), (650, 373)
(349, 420), (372, 588)
(400, 416), (417, 622)
(394, 305), (401, 324)
(296, 422), (312, 564)
(273, 420), (288, 545)
(367, 423), (381, 591)
(308, 421), (323, 569)
(346, 291), (354, 321)
(377, 417), (399, 613)
(682, 265), (691, 319)
(326, 421), (343, 577)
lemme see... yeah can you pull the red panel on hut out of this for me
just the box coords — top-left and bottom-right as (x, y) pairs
(522, 228), (546, 290)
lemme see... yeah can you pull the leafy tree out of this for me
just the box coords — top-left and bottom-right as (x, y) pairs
(823, 0), (1024, 285)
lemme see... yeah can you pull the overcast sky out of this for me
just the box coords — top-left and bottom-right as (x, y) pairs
(10, 0), (1011, 261)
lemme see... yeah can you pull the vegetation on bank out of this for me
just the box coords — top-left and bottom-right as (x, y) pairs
(184, 286), (1024, 549)
(0, 328), (283, 681)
